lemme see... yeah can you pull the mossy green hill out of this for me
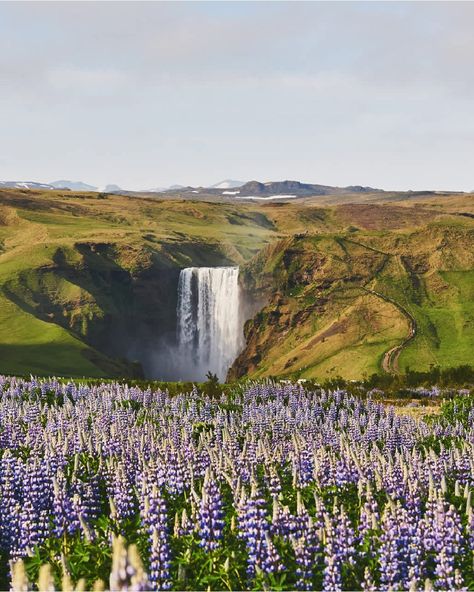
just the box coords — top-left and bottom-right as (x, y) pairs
(0, 187), (472, 380)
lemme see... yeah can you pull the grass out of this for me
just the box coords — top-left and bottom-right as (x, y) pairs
(399, 270), (474, 370)
(0, 303), (106, 378)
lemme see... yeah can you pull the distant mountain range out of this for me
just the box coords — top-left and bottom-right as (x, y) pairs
(50, 180), (97, 191)
(0, 179), (243, 193)
(140, 181), (244, 192)
(50, 181), (124, 193)
(162, 180), (384, 200)
(0, 178), (417, 199)
(0, 179), (129, 193)
(224, 180), (382, 198)
(0, 180), (102, 192)
(0, 180), (56, 190)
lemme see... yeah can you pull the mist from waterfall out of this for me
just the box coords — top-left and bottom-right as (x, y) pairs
(176, 266), (243, 381)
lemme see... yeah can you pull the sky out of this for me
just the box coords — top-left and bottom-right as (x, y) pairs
(0, 1), (473, 191)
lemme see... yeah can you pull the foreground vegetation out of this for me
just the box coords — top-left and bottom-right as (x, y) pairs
(1, 375), (474, 590)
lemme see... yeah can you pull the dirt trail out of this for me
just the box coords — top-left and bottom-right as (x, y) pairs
(361, 287), (417, 374)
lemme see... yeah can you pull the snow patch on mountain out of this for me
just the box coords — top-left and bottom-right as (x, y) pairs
(235, 194), (297, 200)
(210, 180), (245, 189)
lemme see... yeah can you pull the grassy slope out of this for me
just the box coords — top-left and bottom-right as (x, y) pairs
(0, 188), (472, 379)
(0, 201), (141, 377)
(398, 269), (474, 371)
(233, 236), (408, 380)
(368, 220), (474, 373)
(232, 205), (474, 381)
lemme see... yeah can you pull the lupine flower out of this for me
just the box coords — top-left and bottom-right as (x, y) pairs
(140, 485), (171, 591)
(291, 518), (319, 591)
(52, 473), (80, 538)
(197, 470), (224, 551)
(0, 452), (22, 556)
(238, 485), (282, 580)
(110, 463), (135, 524)
(323, 514), (342, 592)
(0, 376), (473, 590)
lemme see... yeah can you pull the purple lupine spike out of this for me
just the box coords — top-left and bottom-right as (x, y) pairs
(323, 552), (342, 592)
(71, 475), (101, 524)
(140, 484), (171, 591)
(110, 462), (135, 524)
(197, 470), (224, 552)
(335, 506), (356, 567)
(323, 513), (342, 592)
(435, 501), (463, 590)
(18, 458), (52, 554)
(267, 466), (282, 497)
(378, 500), (414, 590)
(0, 452), (22, 556)
(291, 515), (320, 591)
(359, 486), (379, 539)
(52, 472), (80, 538)
(238, 484), (282, 581)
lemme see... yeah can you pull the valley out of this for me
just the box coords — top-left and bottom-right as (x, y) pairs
(0, 186), (472, 381)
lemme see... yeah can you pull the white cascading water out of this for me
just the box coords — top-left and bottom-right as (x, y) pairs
(176, 266), (243, 381)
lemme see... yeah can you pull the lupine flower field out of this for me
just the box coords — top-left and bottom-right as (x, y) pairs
(1, 376), (474, 591)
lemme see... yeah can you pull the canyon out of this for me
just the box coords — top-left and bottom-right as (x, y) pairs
(0, 186), (472, 381)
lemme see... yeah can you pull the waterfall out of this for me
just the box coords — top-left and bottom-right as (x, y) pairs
(176, 266), (243, 381)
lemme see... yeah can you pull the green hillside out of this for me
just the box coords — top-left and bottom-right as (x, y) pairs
(0, 187), (472, 379)
(231, 213), (474, 381)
